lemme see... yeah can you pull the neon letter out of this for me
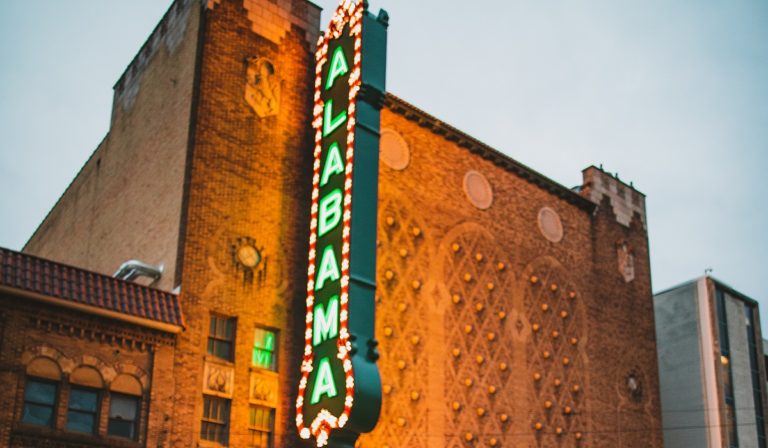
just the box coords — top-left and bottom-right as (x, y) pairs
(252, 350), (272, 369)
(320, 142), (344, 187)
(325, 46), (349, 91)
(310, 357), (338, 404)
(318, 189), (343, 238)
(315, 245), (340, 291)
(313, 296), (339, 346)
(323, 99), (347, 137)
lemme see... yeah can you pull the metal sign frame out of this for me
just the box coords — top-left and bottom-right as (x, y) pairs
(296, 1), (388, 447)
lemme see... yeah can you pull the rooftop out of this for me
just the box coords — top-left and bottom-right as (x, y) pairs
(0, 247), (184, 333)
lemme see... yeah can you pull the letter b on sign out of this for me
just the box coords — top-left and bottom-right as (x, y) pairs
(318, 189), (343, 238)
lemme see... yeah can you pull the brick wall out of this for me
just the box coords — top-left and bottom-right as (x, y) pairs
(0, 294), (177, 447)
(170, 0), (318, 446)
(24, 0), (202, 292)
(348, 106), (663, 447)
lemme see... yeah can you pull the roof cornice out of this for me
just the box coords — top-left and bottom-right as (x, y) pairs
(384, 93), (596, 212)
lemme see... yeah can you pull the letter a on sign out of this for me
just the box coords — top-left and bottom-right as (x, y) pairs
(315, 245), (340, 291)
(320, 142), (344, 187)
(310, 357), (338, 404)
(325, 46), (349, 91)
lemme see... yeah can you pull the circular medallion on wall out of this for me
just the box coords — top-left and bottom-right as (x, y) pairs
(232, 236), (262, 271)
(380, 128), (410, 170)
(236, 244), (261, 269)
(463, 170), (493, 210)
(537, 207), (563, 243)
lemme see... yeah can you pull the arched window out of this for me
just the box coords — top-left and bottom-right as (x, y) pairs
(22, 357), (62, 427)
(108, 374), (143, 440)
(66, 366), (103, 434)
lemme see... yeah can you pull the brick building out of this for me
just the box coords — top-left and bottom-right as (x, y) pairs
(7, 0), (663, 446)
(0, 248), (183, 447)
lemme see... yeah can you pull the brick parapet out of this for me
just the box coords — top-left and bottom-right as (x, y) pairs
(581, 165), (647, 229)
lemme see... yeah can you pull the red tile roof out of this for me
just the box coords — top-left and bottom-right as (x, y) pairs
(0, 247), (184, 331)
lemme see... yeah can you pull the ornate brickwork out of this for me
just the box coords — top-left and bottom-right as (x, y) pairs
(245, 57), (282, 118)
(440, 223), (515, 447)
(524, 257), (588, 446)
(21, 345), (149, 390)
(361, 199), (432, 448)
(581, 166), (647, 229)
(208, 0), (321, 47)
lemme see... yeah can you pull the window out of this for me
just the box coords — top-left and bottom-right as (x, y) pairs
(744, 305), (767, 448)
(715, 289), (739, 447)
(248, 405), (274, 448)
(252, 328), (277, 371)
(22, 378), (57, 427)
(201, 395), (230, 445)
(108, 393), (139, 440)
(66, 387), (99, 434)
(208, 315), (235, 361)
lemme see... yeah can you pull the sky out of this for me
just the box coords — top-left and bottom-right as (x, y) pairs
(1, 1), (766, 325)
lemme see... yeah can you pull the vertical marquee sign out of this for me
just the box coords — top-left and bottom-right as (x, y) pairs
(296, 1), (388, 447)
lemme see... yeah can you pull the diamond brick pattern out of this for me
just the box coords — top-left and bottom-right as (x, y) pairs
(360, 200), (431, 448)
(524, 259), (588, 446)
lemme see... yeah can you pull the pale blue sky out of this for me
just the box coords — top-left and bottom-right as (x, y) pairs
(1, 1), (766, 325)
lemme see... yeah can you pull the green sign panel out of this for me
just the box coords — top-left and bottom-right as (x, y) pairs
(296, 1), (388, 447)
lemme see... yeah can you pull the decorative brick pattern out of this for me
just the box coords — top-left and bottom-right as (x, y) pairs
(0, 295), (177, 447)
(361, 200), (432, 448)
(524, 258), (588, 445)
(581, 166), (647, 229)
(441, 223), (515, 448)
(208, 0), (321, 47)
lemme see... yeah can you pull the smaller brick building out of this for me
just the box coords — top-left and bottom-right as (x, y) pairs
(0, 248), (183, 447)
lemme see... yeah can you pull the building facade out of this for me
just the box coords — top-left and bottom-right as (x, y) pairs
(8, 0), (663, 446)
(0, 248), (183, 447)
(655, 276), (768, 448)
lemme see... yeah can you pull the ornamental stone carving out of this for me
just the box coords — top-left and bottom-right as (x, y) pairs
(380, 128), (410, 171)
(245, 57), (281, 118)
(537, 207), (563, 243)
(203, 361), (234, 398)
(250, 371), (279, 408)
(616, 241), (635, 283)
(463, 170), (493, 210)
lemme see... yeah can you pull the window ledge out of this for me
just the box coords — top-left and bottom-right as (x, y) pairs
(12, 424), (142, 448)
(198, 439), (228, 448)
(248, 366), (279, 376)
(203, 354), (235, 367)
